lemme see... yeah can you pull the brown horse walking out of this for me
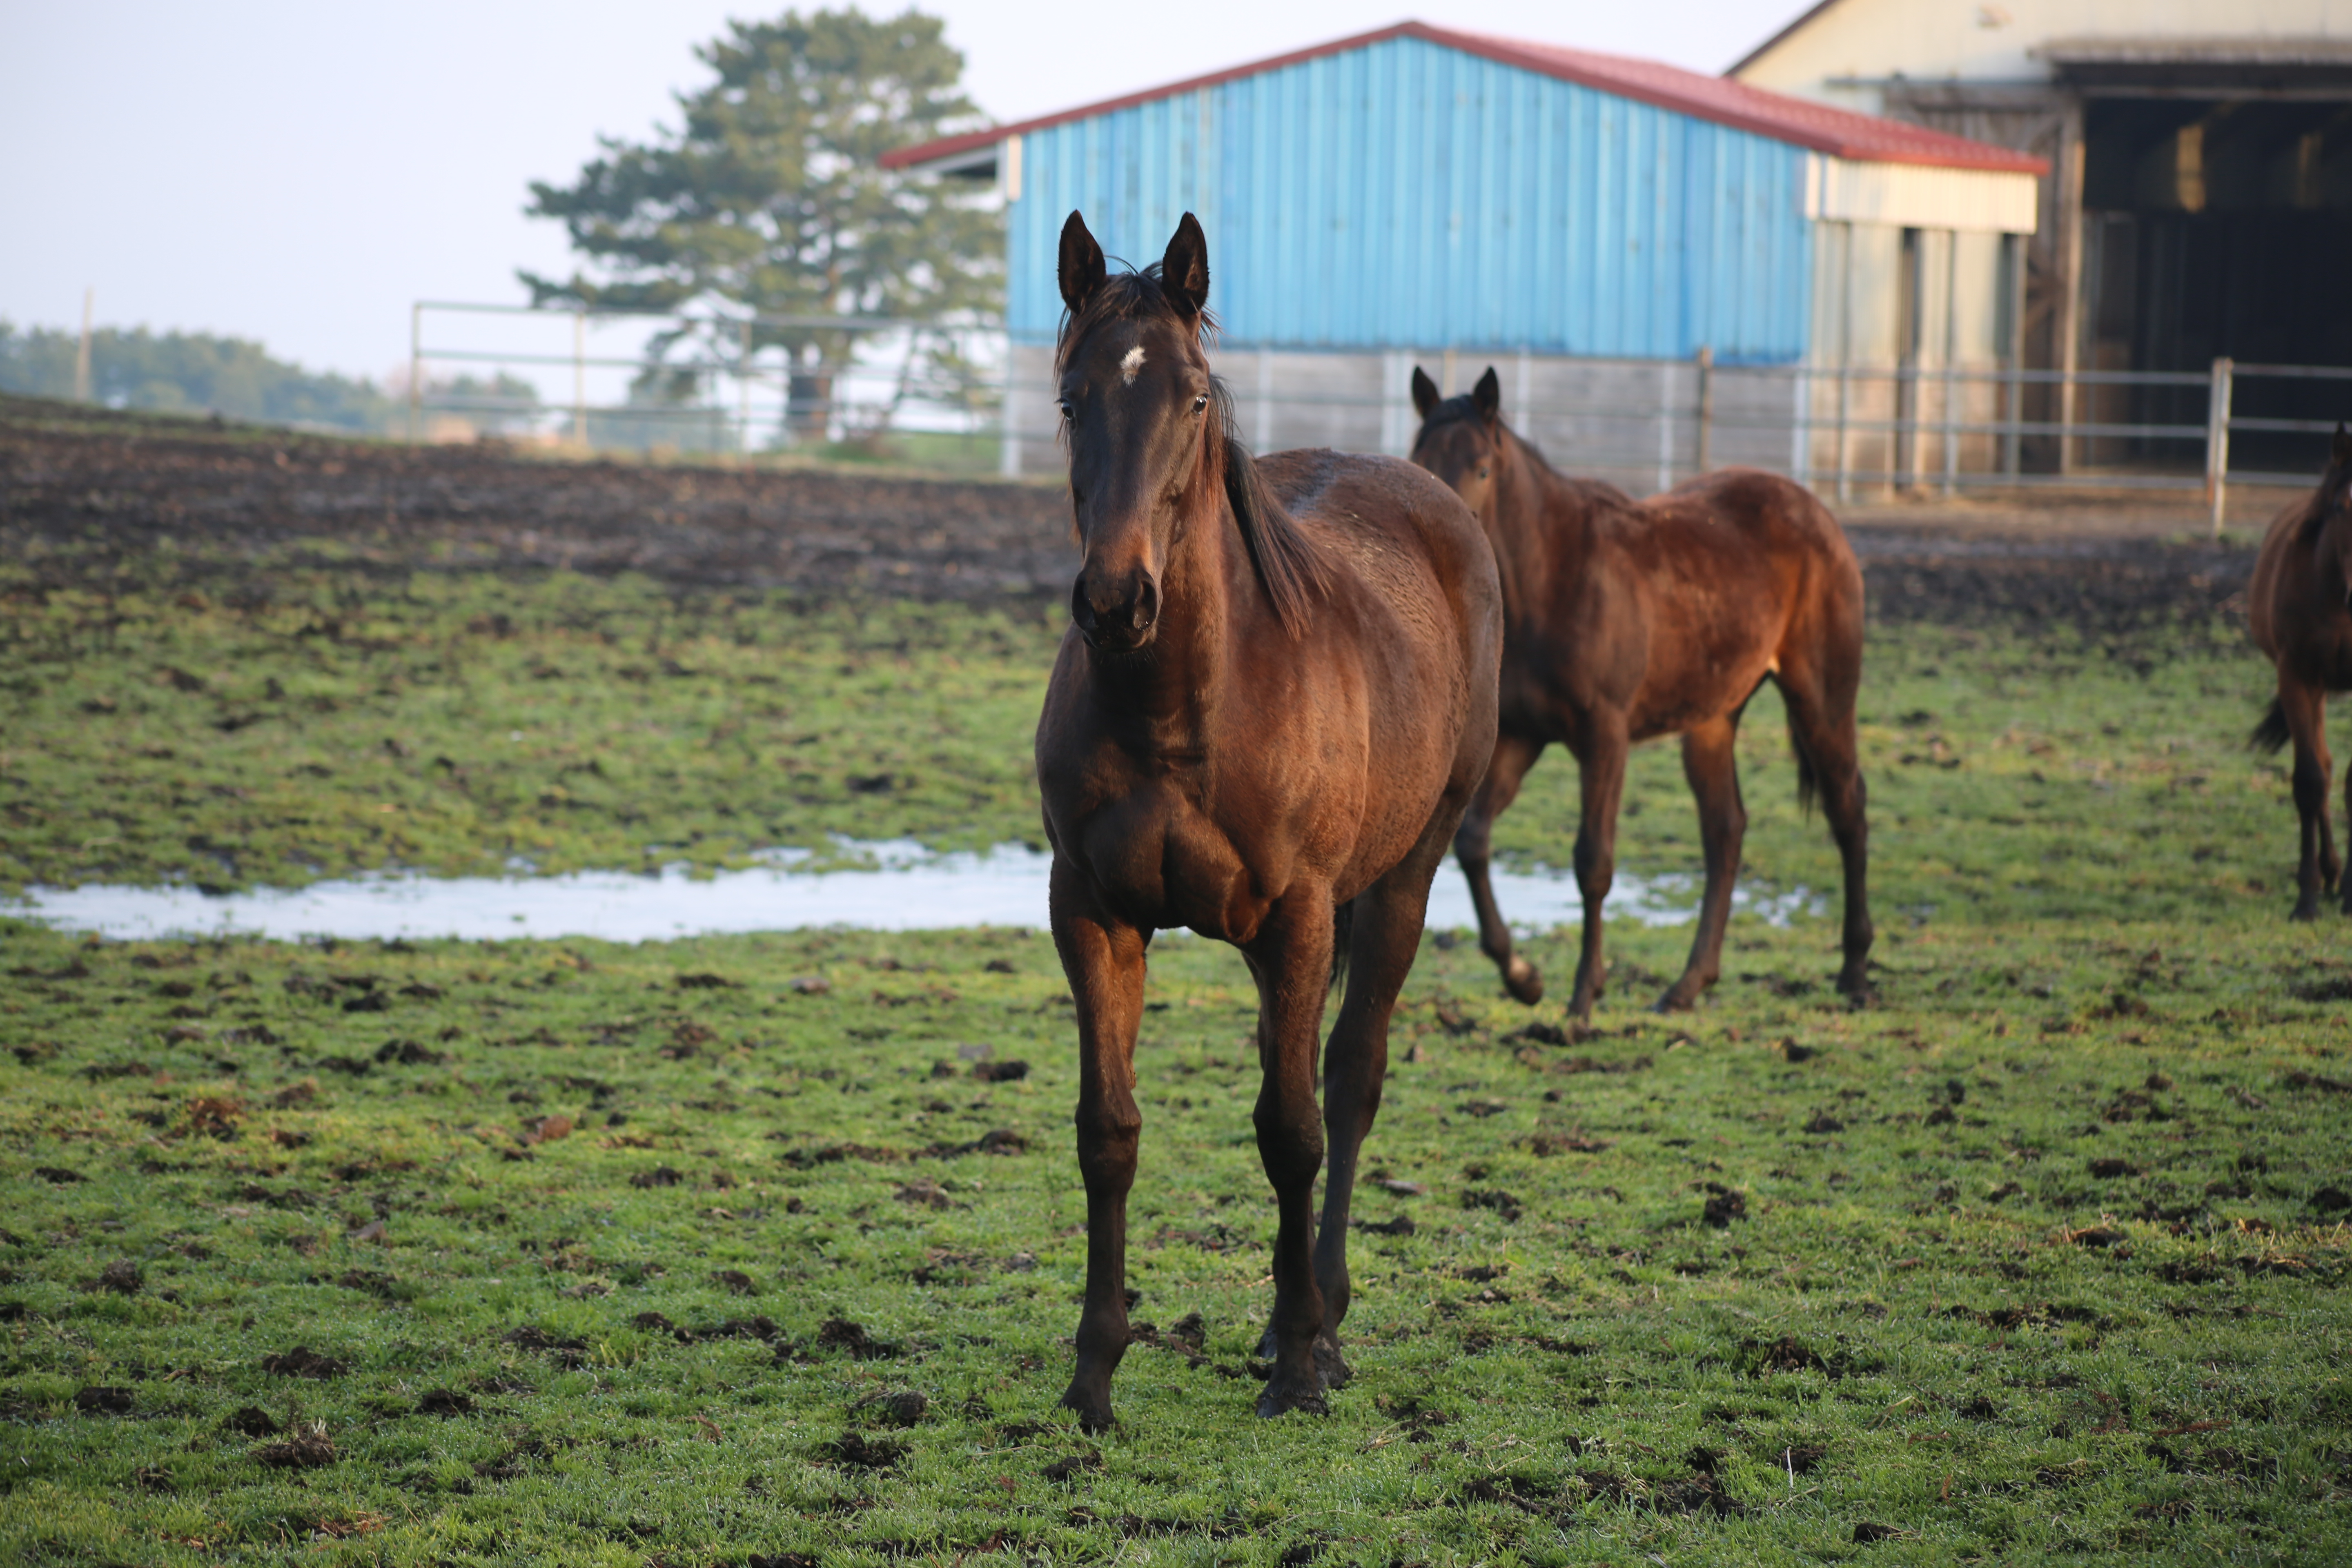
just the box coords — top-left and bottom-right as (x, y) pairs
(1409, 367), (1872, 1018)
(2248, 425), (2352, 919)
(1036, 213), (1500, 1430)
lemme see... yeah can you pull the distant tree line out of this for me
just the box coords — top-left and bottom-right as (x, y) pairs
(0, 322), (394, 430)
(0, 322), (538, 438)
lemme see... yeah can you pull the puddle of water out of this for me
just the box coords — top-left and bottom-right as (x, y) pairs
(6, 840), (1818, 944)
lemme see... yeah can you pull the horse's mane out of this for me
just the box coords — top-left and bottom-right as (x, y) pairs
(1057, 265), (1329, 638)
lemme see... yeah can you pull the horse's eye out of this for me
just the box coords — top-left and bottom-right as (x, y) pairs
(1477, 467), (1489, 480)
(1058, 400), (1074, 422)
(1192, 394), (1209, 414)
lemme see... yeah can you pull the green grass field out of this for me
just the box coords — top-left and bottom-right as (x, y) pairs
(2, 556), (2348, 1565)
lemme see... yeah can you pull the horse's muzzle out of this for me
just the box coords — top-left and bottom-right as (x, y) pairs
(1072, 570), (1160, 652)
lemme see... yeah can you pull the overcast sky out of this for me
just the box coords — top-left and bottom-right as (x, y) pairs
(0, 0), (1800, 383)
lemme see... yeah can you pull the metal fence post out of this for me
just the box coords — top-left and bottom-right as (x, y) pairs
(1255, 346), (1274, 453)
(2206, 356), (2234, 539)
(1940, 361), (1960, 500)
(572, 310), (588, 450)
(2003, 361), (2021, 481)
(1695, 345), (1714, 473)
(1791, 362), (1811, 487)
(1655, 360), (1677, 494)
(1834, 362), (1852, 505)
(74, 287), (94, 403)
(1000, 335), (1022, 479)
(408, 302), (422, 444)
(738, 318), (754, 459)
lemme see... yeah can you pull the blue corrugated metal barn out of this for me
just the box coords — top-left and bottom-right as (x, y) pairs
(889, 21), (2045, 483)
(1008, 37), (1811, 362)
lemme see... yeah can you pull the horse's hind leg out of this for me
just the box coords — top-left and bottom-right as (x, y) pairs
(1567, 718), (1631, 1020)
(1780, 669), (1874, 1001)
(2278, 678), (2335, 920)
(1452, 732), (1546, 1004)
(1245, 895), (1339, 1418)
(1047, 860), (1150, 1433)
(1659, 717), (1745, 1012)
(1312, 810), (1458, 1377)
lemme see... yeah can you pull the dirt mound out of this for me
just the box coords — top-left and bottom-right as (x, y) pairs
(1850, 528), (2254, 643)
(0, 395), (2263, 635)
(0, 395), (1072, 602)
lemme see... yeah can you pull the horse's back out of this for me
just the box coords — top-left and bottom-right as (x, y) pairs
(1640, 467), (1858, 579)
(1258, 447), (1488, 558)
(1256, 448), (1500, 638)
(1579, 467), (1859, 632)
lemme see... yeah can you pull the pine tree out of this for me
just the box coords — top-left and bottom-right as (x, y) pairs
(521, 8), (1000, 442)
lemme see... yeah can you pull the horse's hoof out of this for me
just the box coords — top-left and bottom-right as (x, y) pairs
(1653, 987), (1697, 1014)
(2292, 900), (2322, 923)
(1255, 1374), (1331, 1419)
(1838, 971), (1876, 1007)
(1314, 1334), (1352, 1389)
(1058, 1383), (1115, 1435)
(1503, 956), (1545, 1006)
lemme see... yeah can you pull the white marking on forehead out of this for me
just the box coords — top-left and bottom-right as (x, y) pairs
(1119, 345), (1146, 385)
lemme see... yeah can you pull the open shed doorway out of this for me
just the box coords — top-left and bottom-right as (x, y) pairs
(2077, 94), (2352, 474)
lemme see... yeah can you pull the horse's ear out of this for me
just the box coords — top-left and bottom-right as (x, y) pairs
(1161, 213), (1210, 325)
(2334, 422), (2352, 468)
(1059, 211), (1106, 316)
(1411, 366), (1441, 419)
(1472, 367), (1501, 425)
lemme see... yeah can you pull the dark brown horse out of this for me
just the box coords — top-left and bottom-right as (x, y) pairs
(1408, 366), (1872, 1018)
(2249, 424), (2352, 919)
(1036, 213), (1500, 1430)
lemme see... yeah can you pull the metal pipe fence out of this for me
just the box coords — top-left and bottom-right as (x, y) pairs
(406, 301), (1008, 466)
(413, 301), (2350, 530)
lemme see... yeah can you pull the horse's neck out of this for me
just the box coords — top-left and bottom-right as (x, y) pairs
(1492, 427), (1595, 603)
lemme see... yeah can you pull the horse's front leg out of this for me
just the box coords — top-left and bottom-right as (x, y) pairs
(1048, 858), (1149, 1433)
(1567, 718), (1630, 1019)
(1248, 894), (1337, 1417)
(1314, 810), (1459, 1381)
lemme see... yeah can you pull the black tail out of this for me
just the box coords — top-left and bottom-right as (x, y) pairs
(2251, 697), (2292, 755)
(1786, 709), (1821, 820)
(1329, 898), (1355, 994)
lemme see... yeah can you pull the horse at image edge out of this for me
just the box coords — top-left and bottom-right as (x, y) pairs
(2249, 424), (2352, 920)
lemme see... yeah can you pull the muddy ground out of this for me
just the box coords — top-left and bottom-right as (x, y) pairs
(0, 395), (2282, 640)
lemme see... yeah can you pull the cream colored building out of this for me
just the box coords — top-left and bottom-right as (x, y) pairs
(1733, 0), (2352, 473)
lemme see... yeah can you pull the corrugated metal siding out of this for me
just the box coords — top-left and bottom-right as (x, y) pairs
(1005, 35), (1815, 363)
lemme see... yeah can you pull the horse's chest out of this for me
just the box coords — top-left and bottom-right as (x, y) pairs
(1066, 777), (1267, 941)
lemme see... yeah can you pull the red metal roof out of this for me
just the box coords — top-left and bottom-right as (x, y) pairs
(882, 20), (2047, 176)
